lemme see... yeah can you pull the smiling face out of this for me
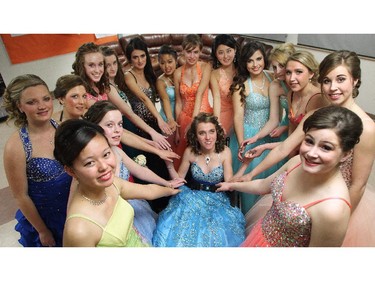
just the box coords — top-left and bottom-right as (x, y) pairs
(59, 85), (87, 119)
(104, 54), (118, 80)
(83, 52), (105, 84)
(130, 49), (147, 70)
(18, 84), (53, 123)
(299, 128), (346, 175)
(98, 110), (123, 147)
(159, 54), (177, 76)
(321, 65), (358, 107)
(246, 50), (265, 75)
(196, 122), (217, 153)
(216, 44), (236, 67)
(285, 60), (313, 92)
(183, 45), (201, 66)
(70, 134), (116, 189)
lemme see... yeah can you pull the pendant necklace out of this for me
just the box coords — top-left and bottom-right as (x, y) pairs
(81, 191), (108, 206)
(203, 153), (212, 166)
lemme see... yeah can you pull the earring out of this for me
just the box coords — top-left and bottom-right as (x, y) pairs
(234, 57), (237, 63)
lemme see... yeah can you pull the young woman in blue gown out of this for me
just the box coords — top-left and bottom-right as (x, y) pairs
(153, 113), (245, 247)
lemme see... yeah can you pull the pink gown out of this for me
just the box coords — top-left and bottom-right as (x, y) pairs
(174, 62), (213, 169)
(242, 163), (351, 247)
(245, 151), (375, 246)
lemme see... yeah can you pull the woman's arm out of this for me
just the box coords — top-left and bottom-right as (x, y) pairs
(107, 84), (170, 150)
(117, 177), (180, 200)
(156, 78), (178, 132)
(308, 200), (351, 247)
(174, 68), (182, 145)
(232, 87), (245, 160)
(192, 62), (212, 118)
(120, 130), (179, 163)
(116, 147), (185, 188)
(4, 134), (55, 246)
(222, 146), (234, 181)
(239, 81), (281, 150)
(210, 70), (221, 121)
(349, 118), (375, 211)
(240, 116), (306, 182)
(125, 73), (172, 136)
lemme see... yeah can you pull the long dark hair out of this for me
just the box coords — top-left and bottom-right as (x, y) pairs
(125, 37), (157, 87)
(211, 34), (240, 69)
(230, 40), (268, 105)
(101, 46), (128, 93)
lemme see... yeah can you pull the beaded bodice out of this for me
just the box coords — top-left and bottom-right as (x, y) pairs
(20, 119), (66, 182)
(190, 161), (224, 184)
(243, 78), (270, 130)
(262, 171), (312, 247)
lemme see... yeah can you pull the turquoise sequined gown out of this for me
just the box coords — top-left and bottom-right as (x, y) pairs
(152, 157), (245, 247)
(229, 73), (278, 214)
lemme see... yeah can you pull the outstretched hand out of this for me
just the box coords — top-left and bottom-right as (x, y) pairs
(168, 177), (186, 188)
(215, 181), (235, 192)
(150, 131), (172, 150)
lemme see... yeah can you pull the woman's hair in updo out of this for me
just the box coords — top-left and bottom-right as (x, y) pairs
(54, 119), (108, 167)
(303, 105), (363, 153)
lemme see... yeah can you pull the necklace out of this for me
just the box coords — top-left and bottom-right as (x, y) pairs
(205, 155), (211, 166)
(252, 74), (265, 92)
(81, 191), (108, 206)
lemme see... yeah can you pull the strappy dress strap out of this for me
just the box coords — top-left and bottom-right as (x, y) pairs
(304, 197), (352, 209)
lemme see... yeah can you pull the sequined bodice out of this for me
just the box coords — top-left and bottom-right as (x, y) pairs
(190, 161), (224, 184)
(19, 119), (71, 208)
(262, 171), (312, 247)
(339, 151), (353, 188)
(244, 78), (270, 130)
(125, 75), (159, 137)
(20, 119), (67, 182)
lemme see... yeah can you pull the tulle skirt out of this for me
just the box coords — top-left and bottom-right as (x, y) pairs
(153, 186), (245, 247)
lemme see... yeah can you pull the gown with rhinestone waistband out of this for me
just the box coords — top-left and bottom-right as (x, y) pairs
(152, 153), (245, 247)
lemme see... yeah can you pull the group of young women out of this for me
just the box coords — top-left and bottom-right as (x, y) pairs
(2, 33), (375, 247)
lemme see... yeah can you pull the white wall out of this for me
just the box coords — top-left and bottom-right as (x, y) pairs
(1, 35), (374, 115)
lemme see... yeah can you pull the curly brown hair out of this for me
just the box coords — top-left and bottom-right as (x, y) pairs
(186, 112), (226, 155)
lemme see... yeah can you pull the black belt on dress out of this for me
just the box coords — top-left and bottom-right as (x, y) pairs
(187, 177), (220, 193)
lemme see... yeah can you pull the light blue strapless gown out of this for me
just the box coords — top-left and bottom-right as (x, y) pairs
(152, 160), (245, 247)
